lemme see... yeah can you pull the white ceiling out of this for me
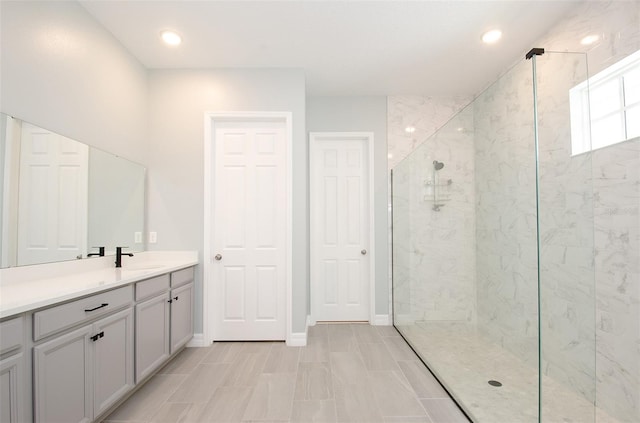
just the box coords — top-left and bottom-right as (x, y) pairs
(79, 0), (582, 96)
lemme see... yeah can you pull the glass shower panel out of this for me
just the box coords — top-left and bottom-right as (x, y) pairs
(392, 58), (539, 423)
(534, 52), (596, 423)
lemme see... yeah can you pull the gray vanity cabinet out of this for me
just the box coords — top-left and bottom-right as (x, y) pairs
(0, 353), (24, 423)
(0, 316), (27, 423)
(170, 282), (194, 353)
(135, 268), (195, 381)
(135, 291), (170, 382)
(33, 287), (134, 423)
(33, 325), (93, 423)
(92, 308), (134, 417)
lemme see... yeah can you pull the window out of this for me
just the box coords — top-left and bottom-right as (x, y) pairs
(570, 49), (640, 155)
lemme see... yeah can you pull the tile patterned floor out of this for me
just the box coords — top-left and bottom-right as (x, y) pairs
(102, 323), (469, 423)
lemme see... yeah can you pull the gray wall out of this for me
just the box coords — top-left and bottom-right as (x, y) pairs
(0, 1), (149, 166)
(306, 96), (389, 315)
(147, 69), (307, 333)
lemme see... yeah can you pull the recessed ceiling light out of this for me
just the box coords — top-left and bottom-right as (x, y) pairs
(482, 29), (502, 44)
(405, 126), (416, 133)
(580, 34), (600, 46)
(387, 153), (394, 159)
(160, 30), (182, 46)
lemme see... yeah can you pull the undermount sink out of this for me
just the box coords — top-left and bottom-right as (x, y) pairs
(121, 264), (165, 271)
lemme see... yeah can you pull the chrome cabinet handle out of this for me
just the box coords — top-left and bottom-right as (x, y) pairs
(214, 254), (222, 261)
(361, 249), (367, 255)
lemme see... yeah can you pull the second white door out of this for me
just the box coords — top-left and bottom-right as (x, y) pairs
(310, 132), (372, 322)
(211, 120), (287, 340)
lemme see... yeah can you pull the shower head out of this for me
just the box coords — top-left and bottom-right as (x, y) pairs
(433, 160), (444, 170)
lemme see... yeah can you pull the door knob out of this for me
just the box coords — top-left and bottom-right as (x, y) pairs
(361, 249), (367, 255)
(214, 254), (222, 261)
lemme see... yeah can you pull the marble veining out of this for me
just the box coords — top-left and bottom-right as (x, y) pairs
(392, 2), (639, 421)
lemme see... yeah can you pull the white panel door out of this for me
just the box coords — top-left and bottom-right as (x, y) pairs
(17, 123), (88, 265)
(212, 121), (287, 340)
(311, 133), (371, 321)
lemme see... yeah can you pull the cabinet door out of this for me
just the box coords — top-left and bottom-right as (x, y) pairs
(0, 353), (24, 423)
(93, 307), (134, 417)
(170, 282), (194, 353)
(135, 293), (170, 382)
(34, 326), (92, 423)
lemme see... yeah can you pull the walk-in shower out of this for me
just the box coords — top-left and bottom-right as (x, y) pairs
(392, 48), (639, 422)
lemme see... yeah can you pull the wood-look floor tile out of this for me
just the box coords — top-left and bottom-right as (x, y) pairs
(384, 416), (433, 423)
(376, 326), (400, 337)
(351, 323), (384, 343)
(185, 386), (253, 422)
(201, 341), (243, 363)
(334, 383), (384, 423)
(398, 361), (449, 399)
(222, 350), (269, 388)
(327, 325), (358, 352)
(148, 402), (194, 422)
(263, 343), (300, 373)
(242, 373), (297, 421)
(291, 400), (337, 423)
(383, 336), (419, 361)
(294, 362), (333, 400)
(167, 363), (229, 403)
(105, 325), (457, 423)
(104, 374), (187, 421)
(157, 347), (208, 375)
(301, 335), (330, 363)
(420, 399), (469, 423)
(357, 342), (400, 371)
(329, 352), (369, 387)
(239, 341), (275, 355)
(368, 371), (427, 417)
(308, 324), (329, 340)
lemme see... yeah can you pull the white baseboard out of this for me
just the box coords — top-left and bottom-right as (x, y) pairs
(186, 333), (206, 347)
(286, 316), (310, 347)
(307, 314), (315, 326)
(287, 331), (307, 347)
(372, 314), (392, 326)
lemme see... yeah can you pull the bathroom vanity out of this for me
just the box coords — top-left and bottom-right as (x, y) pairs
(0, 251), (198, 423)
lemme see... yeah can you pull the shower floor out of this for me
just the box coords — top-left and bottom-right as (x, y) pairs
(395, 321), (621, 423)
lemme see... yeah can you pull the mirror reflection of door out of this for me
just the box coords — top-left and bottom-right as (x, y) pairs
(17, 123), (88, 266)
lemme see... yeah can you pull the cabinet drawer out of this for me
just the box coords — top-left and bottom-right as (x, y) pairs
(135, 274), (170, 301)
(171, 267), (194, 288)
(33, 286), (133, 341)
(0, 317), (23, 355)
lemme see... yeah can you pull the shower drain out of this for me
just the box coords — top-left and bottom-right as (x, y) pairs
(488, 380), (503, 387)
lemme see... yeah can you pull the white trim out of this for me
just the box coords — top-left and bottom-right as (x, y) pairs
(372, 314), (392, 326)
(309, 132), (376, 324)
(307, 314), (316, 327)
(288, 313), (309, 346)
(203, 111), (293, 345)
(286, 331), (307, 347)
(186, 333), (206, 348)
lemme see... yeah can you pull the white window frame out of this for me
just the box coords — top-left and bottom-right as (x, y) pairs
(570, 49), (640, 155)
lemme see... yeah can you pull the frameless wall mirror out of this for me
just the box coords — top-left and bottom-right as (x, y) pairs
(0, 113), (146, 268)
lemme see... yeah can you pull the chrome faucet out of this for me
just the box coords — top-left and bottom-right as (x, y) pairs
(115, 247), (134, 268)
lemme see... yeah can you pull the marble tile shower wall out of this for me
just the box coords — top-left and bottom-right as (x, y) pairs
(536, 2), (640, 421)
(387, 96), (471, 170)
(390, 98), (476, 325)
(473, 59), (539, 368)
(536, 52), (597, 406)
(391, 3), (639, 421)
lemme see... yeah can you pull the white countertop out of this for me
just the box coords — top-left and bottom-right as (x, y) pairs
(0, 251), (198, 319)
